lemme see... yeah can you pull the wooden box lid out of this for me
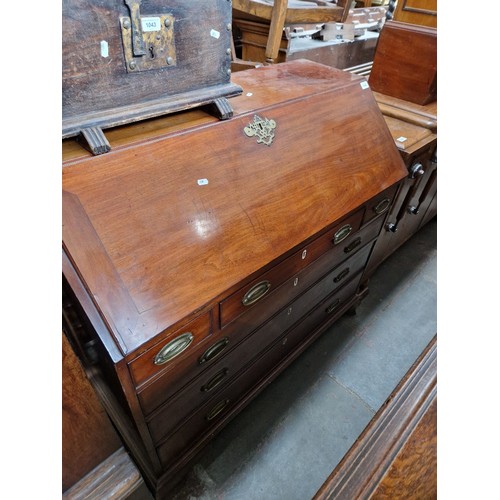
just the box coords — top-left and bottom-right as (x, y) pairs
(62, 0), (242, 150)
(62, 60), (408, 357)
(368, 21), (437, 106)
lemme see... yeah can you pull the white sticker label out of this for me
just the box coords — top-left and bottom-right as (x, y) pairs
(396, 136), (407, 142)
(210, 29), (221, 39)
(141, 17), (161, 32)
(100, 40), (109, 58)
(360, 81), (369, 90)
(197, 179), (209, 186)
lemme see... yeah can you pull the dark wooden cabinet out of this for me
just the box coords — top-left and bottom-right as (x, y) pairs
(62, 60), (408, 497)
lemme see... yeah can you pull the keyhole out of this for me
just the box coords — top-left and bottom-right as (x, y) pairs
(149, 45), (155, 59)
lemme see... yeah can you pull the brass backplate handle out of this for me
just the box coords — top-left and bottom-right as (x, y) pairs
(333, 224), (353, 245)
(206, 399), (230, 421)
(326, 298), (341, 314)
(154, 332), (193, 365)
(374, 197), (391, 215)
(333, 267), (350, 283)
(344, 237), (361, 254)
(201, 368), (229, 392)
(242, 280), (271, 306)
(199, 337), (230, 365)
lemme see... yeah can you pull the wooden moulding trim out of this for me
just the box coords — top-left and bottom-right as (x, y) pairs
(400, 0), (437, 16)
(313, 334), (437, 500)
(62, 83), (243, 139)
(377, 103), (437, 132)
(62, 447), (144, 500)
(373, 92), (437, 121)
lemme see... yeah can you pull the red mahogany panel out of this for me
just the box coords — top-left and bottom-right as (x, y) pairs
(62, 60), (407, 356)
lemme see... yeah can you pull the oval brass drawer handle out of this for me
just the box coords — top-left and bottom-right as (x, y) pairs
(373, 197), (391, 215)
(199, 337), (229, 365)
(201, 368), (229, 393)
(206, 399), (230, 421)
(333, 267), (350, 283)
(242, 280), (271, 307)
(344, 237), (361, 254)
(325, 298), (341, 314)
(154, 332), (194, 365)
(333, 224), (352, 245)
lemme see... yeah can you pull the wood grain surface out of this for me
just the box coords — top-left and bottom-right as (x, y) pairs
(62, 0), (240, 136)
(393, 0), (437, 28)
(62, 60), (408, 357)
(62, 333), (121, 492)
(371, 397), (437, 499)
(368, 21), (437, 106)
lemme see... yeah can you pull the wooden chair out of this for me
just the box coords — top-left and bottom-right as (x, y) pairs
(232, 0), (351, 63)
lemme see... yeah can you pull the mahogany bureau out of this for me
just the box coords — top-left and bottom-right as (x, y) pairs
(62, 60), (408, 498)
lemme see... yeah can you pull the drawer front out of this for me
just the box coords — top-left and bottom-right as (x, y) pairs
(137, 222), (380, 415)
(279, 272), (364, 358)
(362, 184), (399, 225)
(250, 272), (364, 385)
(156, 352), (271, 467)
(146, 243), (373, 442)
(156, 272), (364, 468)
(128, 311), (213, 388)
(219, 208), (364, 328)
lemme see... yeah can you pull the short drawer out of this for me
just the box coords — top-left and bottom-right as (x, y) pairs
(362, 183), (399, 226)
(128, 311), (213, 388)
(145, 242), (373, 441)
(219, 208), (364, 328)
(137, 328), (235, 415)
(156, 270), (364, 468)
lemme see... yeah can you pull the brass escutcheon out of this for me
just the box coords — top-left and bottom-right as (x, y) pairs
(243, 115), (277, 146)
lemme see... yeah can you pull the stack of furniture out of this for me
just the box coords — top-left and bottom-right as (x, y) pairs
(363, 18), (437, 276)
(232, 0), (350, 64)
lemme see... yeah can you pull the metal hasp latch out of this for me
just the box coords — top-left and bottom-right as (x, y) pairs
(120, 0), (176, 73)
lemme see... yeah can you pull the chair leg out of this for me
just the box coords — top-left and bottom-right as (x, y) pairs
(265, 0), (288, 63)
(337, 0), (353, 22)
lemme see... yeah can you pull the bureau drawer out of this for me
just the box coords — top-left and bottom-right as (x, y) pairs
(145, 242), (373, 441)
(156, 271), (364, 468)
(362, 184), (399, 226)
(137, 226), (379, 416)
(128, 311), (213, 388)
(220, 208), (364, 328)
(245, 273), (364, 391)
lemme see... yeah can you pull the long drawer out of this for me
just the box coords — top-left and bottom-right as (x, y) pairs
(137, 221), (381, 416)
(156, 274), (363, 467)
(219, 208), (365, 327)
(147, 242), (373, 444)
